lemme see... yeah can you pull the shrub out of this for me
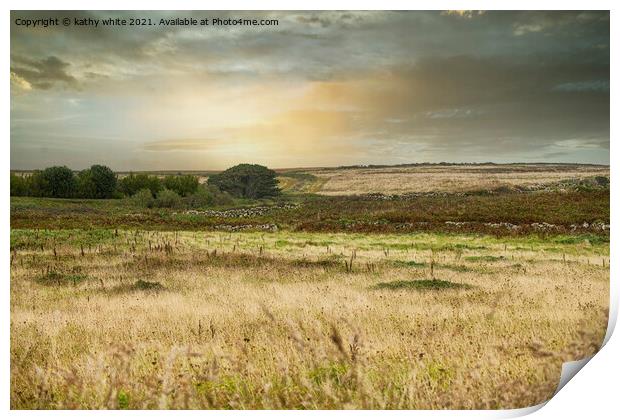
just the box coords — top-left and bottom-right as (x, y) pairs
(207, 184), (234, 206)
(208, 164), (280, 198)
(185, 184), (234, 208)
(119, 173), (162, 197)
(595, 176), (610, 187)
(154, 189), (181, 208)
(163, 175), (199, 197)
(185, 186), (212, 208)
(132, 188), (155, 208)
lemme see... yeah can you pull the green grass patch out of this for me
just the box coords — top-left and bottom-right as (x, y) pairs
(291, 257), (342, 269)
(551, 234), (609, 246)
(117, 390), (130, 409)
(453, 243), (488, 250)
(132, 280), (165, 291)
(464, 255), (505, 262)
(308, 362), (349, 386)
(392, 260), (427, 268)
(279, 172), (318, 182)
(374, 279), (472, 291)
(35, 272), (88, 286)
(11, 228), (119, 250)
(109, 280), (166, 294)
(438, 264), (479, 273)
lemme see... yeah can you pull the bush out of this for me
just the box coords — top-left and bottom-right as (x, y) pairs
(132, 188), (155, 208)
(595, 176), (610, 187)
(154, 189), (181, 208)
(208, 164), (280, 198)
(163, 175), (199, 197)
(185, 186), (212, 208)
(77, 165), (117, 198)
(119, 173), (163, 197)
(207, 184), (234, 206)
(185, 184), (234, 208)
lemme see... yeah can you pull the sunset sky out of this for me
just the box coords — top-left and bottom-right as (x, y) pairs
(10, 11), (610, 171)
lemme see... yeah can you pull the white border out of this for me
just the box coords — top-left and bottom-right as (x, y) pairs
(2, 2), (617, 419)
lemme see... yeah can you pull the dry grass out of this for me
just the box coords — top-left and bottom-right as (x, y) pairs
(10, 230), (608, 409)
(307, 164), (610, 195)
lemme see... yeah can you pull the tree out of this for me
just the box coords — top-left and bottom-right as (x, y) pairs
(38, 166), (77, 198)
(163, 174), (199, 197)
(208, 164), (280, 199)
(10, 173), (28, 196)
(118, 173), (163, 197)
(77, 165), (117, 198)
(25, 170), (46, 197)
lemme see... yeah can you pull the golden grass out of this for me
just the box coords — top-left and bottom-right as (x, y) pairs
(10, 230), (608, 409)
(276, 176), (328, 194)
(307, 164), (610, 195)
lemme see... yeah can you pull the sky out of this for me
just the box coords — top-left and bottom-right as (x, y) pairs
(10, 10), (610, 171)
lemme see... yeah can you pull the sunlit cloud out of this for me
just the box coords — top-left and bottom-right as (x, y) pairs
(10, 71), (32, 91)
(441, 10), (486, 19)
(143, 138), (221, 151)
(10, 10), (610, 170)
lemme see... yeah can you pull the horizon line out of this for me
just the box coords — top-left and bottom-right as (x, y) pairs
(9, 161), (611, 174)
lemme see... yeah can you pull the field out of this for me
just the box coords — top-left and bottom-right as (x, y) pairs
(283, 164), (610, 195)
(9, 164), (610, 409)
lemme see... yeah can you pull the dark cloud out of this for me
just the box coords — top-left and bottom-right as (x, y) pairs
(553, 80), (609, 92)
(9, 10), (610, 168)
(11, 55), (77, 90)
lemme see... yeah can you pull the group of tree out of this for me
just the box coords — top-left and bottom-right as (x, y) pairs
(11, 165), (117, 199)
(11, 163), (281, 202)
(10, 165), (200, 200)
(118, 173), (199, 198)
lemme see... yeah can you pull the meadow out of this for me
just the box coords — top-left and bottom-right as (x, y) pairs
(296, 164), (610, 195)
(9, 164), (610, 409)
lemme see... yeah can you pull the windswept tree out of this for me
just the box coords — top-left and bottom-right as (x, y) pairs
(208, 164), (280, 199)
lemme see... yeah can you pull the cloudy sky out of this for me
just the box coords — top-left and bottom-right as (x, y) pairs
(10, 10), (610, 170)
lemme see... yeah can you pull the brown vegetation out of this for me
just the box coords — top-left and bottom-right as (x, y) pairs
(10, 230), (608, 409)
